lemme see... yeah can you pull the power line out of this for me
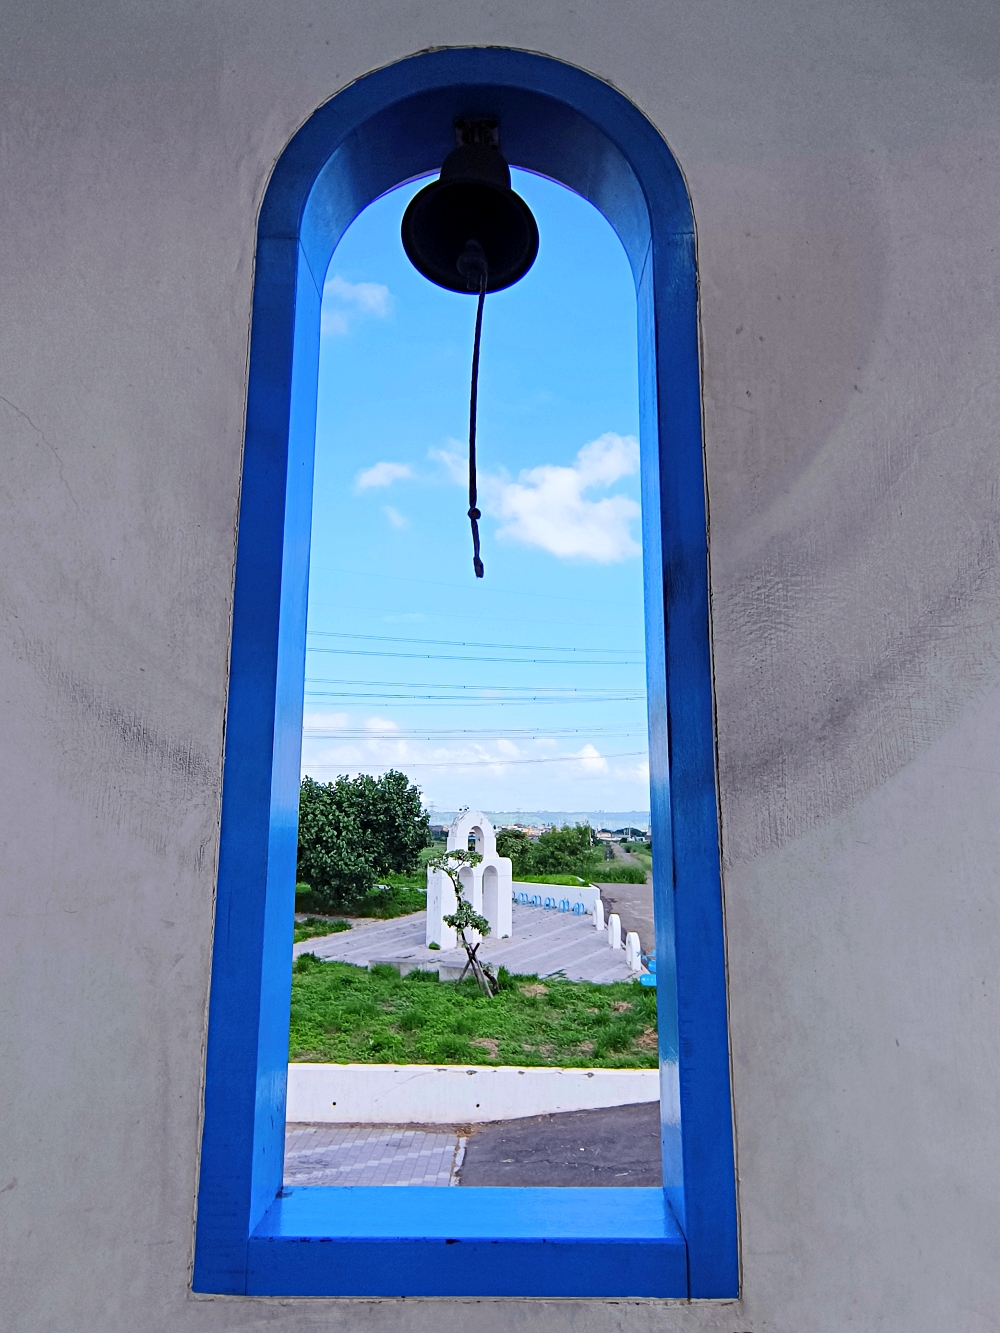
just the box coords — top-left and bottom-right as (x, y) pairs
(307, 646), (644, 665)
(307, 630), (643, 655)
(305, 676), (643, 694)
(301, 698), (645, 709)
(311, 601), (635, 635)
(302, 725), (647, 739)
(305, 750), (648, 770)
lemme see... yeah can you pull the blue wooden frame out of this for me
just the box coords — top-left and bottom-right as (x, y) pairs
(193, 47), (736, 1300)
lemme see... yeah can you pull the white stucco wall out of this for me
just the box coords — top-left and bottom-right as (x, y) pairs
(1, 3), (999, 1330)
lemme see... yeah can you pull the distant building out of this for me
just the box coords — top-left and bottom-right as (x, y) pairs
(498, 822), (550, 840)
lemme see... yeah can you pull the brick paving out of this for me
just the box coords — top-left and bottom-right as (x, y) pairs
(284, 1123), (464, 1187)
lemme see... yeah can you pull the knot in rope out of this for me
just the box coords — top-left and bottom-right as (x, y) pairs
(458, 241), (488, 580)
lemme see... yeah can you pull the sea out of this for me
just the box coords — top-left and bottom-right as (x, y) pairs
(427, 810), (651, 832)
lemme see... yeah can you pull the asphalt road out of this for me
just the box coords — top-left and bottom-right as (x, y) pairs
(593, 843), (654, 950)
(593, 882), (655, 952)
(458, 1102), (662, 1187)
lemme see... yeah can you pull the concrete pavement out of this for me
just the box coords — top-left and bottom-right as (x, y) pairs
(458, 1102), (662, 1187)
(284, 1102), (662, 1188)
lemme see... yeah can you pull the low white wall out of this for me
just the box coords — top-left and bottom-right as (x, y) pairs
(513, 881), (601, 913)
(286, 1062), (659, 1124)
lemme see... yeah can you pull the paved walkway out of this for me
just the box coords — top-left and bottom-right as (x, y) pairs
(284, 1104), (661, 1188)
(285, 1123), (464, 1186)
(293, 901), (636, 983)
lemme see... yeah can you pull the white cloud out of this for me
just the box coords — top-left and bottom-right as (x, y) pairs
(364, 716), (399, 733)
(616, 757), (650, 784)
(302, 710), (349, 732)
(576, 743), (609, 774)
(321, 274), (392, 336)
(324, 275), (392, 316)
(382, 505), (409, 529)
(301, 724), (647, 796)
(355, 461), (412, 491)
(487, 433), (641, 562)
(428, 443), (467, 485)
(321, 309), (352, 337)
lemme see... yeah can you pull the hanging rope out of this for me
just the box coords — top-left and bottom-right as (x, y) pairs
(455, 239), (489, 579)
(467, 270), (487, 579)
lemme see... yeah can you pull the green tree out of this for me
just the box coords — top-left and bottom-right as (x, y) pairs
(429, 849), (497, 997)
(296, 770), (430, 913)
(495, 826), (532, 876)
(529, 823), (594, 875)
(351, 769), (430, 873)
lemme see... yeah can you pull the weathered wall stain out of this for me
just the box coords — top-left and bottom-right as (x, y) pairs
(697, 140), (1000, 862)
(25, 643), (225, 863)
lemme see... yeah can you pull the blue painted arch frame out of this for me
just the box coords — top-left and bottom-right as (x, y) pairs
(194, 47), (736, 1300)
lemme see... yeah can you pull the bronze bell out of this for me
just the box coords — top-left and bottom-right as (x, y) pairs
(401, 120), (539, 293)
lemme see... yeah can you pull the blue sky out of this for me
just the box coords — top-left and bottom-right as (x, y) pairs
(301, 169), (649, 815)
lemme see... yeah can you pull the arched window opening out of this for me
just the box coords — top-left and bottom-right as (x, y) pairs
(289, 165), (651, 1158)
(194, 48), (735, 1301)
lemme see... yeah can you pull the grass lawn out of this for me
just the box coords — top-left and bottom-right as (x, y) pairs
(621, 841), (653, 875)
(513, 873), (593, 888)
(513, 864), (647, 887)
(295, 873), (427, 921)
(289, 957), (659, 1068)
(293, 917), (351, 944)
(580, 862), (647, 884)
(366, 873), (426, 915)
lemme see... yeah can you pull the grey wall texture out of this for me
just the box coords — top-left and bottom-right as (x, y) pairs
(1, 2), (999, 1330)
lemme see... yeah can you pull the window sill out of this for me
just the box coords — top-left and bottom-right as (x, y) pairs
(246, 1186), (687, 1297)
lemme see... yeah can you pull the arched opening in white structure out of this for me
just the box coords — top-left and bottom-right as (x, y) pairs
(482, 865), (501, 937)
